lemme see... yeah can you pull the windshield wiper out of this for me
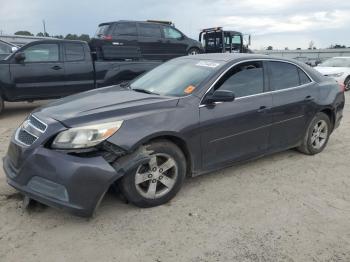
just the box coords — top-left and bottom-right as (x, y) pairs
(132, 88), (159, 95)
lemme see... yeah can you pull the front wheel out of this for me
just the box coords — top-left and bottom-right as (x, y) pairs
(119, 140), (186, 208)
(297, 112), (331, 155)
(188, 48), (200, 56)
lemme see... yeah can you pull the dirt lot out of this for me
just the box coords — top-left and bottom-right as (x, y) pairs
(0, 95), (350, 262)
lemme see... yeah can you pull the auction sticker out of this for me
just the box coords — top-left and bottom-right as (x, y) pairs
(196, 61), (220, 68)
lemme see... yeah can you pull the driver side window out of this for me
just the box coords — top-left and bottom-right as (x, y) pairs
(23, 44), (59, 62)
(163, 27), (182, 39)
(215, 61), (264, 98)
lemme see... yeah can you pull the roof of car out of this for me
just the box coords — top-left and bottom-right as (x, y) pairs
(182, 53), (271, 62)
(181, 53), (317, 66)
(99, 20), (174, 26)
(25, 39), (87, 45)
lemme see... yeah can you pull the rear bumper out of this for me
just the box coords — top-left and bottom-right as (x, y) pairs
(334, 92), (345, 130)
(3, 144), (122, 217)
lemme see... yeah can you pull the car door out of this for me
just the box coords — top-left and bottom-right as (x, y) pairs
(10, 42), (65, 99)
(63, 42), (94, 95)
(267, 61), (319, 150)
(161, 26), (187, 59)
(137, 23), (163, 60)
(199, 61), (273, 170)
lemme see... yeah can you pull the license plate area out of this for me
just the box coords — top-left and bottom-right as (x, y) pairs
(7, 141), (24, 169)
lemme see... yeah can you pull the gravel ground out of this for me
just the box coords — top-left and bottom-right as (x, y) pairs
(0, 94), (349, 262)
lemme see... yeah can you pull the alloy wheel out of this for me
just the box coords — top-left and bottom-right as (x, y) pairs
(310, 120), (328, 149)
(134, 153), (178, 199)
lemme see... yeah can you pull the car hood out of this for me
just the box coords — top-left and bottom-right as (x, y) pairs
(34, 86), (180, 127)
(314, 66), (349, 75)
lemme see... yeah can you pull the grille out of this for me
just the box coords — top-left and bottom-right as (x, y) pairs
(15, 114), (47, 146)
(17, 129), (37, 146)
(29, 115), (47, 132)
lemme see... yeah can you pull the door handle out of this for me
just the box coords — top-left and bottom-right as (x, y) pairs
(305, 95), (314, 102)
(257, 106), (268, 113)
(51, 65), (62, 70)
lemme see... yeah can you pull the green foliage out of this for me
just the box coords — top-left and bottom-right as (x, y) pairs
(14, 30), (90, 42)
(14, 31), (34, 36)
(64, 34), (90, 42)
(36, 32), (50, 37)
(329, 44), (347, 49)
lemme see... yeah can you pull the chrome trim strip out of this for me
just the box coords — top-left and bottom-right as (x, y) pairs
(14, 128), (37, 147)
(199, 58), (315, 107)
(14, 114), (46, 147)
(31, 114), (48, 132)
(210, 115), (305, 143)
(199, 81), (313, 108)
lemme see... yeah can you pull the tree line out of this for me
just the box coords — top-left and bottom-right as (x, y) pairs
(13, 31), (90, 42)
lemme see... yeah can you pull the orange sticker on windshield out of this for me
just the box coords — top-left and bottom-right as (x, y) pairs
(184, 85), (196, 94)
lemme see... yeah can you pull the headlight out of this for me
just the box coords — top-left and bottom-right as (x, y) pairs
(52, 121), (123, 149)
(327, 72), (344, 77)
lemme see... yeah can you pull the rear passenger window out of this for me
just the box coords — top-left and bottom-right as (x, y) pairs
(298, 68), (311, 85)
(113, 23), (137, 36)
(268, 61), (300, 90)
(65, 43), (84, 61)
(216, 61), (264, 98)
(139, 24), (161, 38)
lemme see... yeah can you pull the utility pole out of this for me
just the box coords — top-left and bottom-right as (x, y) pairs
(42, 20), (47, 36)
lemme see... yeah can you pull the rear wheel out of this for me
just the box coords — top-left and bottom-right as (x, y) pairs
(119, 140), (186, 208)
(188, 47), (200, 56)
(344, 76), (350, 91)
(297, 112), (331, 155)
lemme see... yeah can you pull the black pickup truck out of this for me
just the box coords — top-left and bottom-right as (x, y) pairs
(0, 39), (161, 113)
(0, 40), (18, 60)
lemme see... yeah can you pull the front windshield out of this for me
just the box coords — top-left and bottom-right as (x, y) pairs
(319, 57), (350, 67)
(130, 58), (223, 97)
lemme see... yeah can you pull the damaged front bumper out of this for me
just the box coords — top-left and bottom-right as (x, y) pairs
(3, 142), (123, 217)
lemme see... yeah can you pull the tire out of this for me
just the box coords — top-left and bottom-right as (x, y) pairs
(119, 140), (186, 208)
(0, 96), (4, 115)
(344, 76), (350, 91)
(297, 112), (331, 155)
(188, 47), (200, 56)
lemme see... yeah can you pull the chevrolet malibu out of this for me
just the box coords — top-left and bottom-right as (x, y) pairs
(3, 54), (345, 217)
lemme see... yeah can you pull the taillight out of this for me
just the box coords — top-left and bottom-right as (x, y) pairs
(339, 82), (345, 92)
(102, 35), (112, 40)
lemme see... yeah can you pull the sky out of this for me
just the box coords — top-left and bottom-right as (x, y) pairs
(1, 0), (350, 50)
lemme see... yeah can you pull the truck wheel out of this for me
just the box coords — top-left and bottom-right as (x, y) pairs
(118, 140), (186, 208)
(297, 112), (331, 155)
(0, 96), (4, 115)
(188, 48), (200, 55)
(345, 76), (350, 91)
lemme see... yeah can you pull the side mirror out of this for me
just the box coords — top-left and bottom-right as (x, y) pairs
(14, 52), (25, 62)
(11, 46), (18, 53)
(205, 90), (235, 104)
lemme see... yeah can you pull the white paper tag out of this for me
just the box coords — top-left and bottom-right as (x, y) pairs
(196, 61), (220, 68)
